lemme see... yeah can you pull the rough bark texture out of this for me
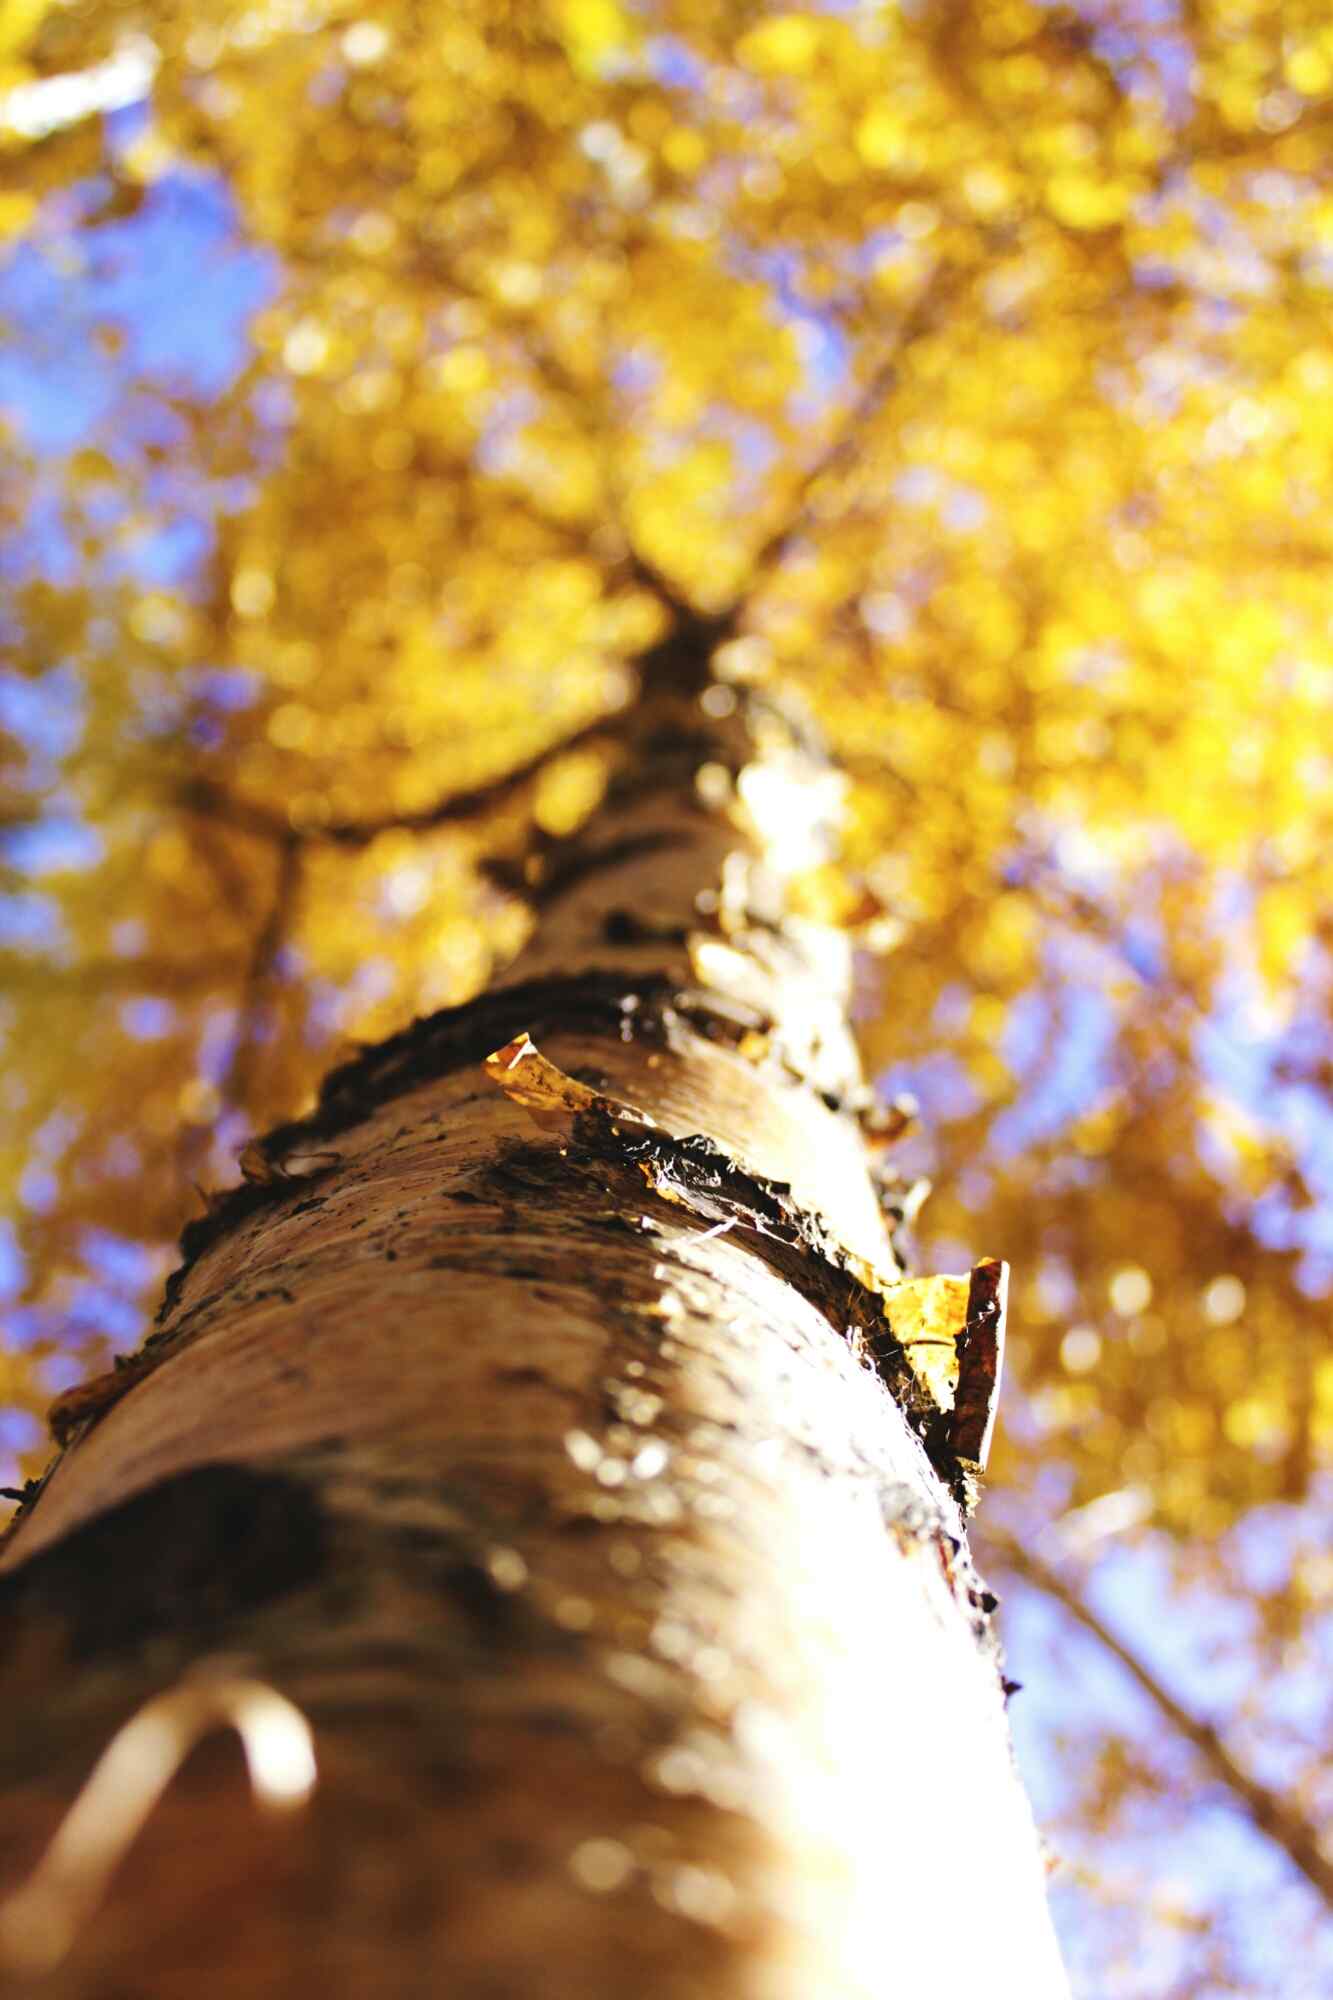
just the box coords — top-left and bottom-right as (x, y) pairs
(0, 681), (1068, 1998)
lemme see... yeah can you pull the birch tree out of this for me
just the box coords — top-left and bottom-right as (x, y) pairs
(0, 649), (1067, 1995)
(2, 4), (1331, 1992)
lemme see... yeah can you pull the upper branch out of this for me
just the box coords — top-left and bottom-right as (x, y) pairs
(736, 260), (959, 599)
(175, 713), (618, 849)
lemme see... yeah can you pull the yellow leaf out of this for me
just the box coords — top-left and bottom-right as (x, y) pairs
(0, 187), (34, 236)
(0, 0), (50, 64)
(1046, 173), (1132, 230)
(553, 0), (633, 76)
(736, 15), (821, 76)
(855, 105), (909, 171)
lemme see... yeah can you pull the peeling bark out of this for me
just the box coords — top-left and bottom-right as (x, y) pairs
(0, 680), (1067, 1998)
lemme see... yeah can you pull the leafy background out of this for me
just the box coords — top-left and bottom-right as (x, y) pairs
(1, 2), (1330, 1992)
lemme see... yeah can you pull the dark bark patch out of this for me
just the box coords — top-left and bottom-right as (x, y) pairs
(507, 1102), (994, 1507)
(532, 831), (689, 910)
(440, 1558), (520, 1641)
(876, 1481), (955, 1547)
(582, 1118), (937, 1435)
(602, 909), (690, 945)
(934, 1534), (1006, 1664)
(0, 1463), (329, 1665)
(136, 960), (848, 1385)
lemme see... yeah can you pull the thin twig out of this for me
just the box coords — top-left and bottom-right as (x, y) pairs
(0, 953), (243, 993)
(220, 835), (301, 1117)
(740, 260), (959, 594)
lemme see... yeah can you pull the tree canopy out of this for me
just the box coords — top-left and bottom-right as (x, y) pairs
(1, 3), (1330, 1991)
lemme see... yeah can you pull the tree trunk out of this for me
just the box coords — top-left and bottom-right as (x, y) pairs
(0, 674), (1067, 1998)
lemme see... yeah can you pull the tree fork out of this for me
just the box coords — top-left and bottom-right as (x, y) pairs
(0, 673), (1067, 1997)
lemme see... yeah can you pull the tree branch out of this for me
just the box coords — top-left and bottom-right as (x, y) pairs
(178, 263), (957, 878)
(220, 835), (300, 1117)
(176, 713), (617, 850)
(737, 261), (960, 597)
(0, 953), (242, 993)
(990, 1532), (1333, 1906)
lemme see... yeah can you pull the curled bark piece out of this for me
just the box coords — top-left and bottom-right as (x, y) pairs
(484, 1031), (653, 1136)
(47, 1354), (161, 1448)
(951, 1259), (1008, 1475)
(0, 1673), (315, 1976)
